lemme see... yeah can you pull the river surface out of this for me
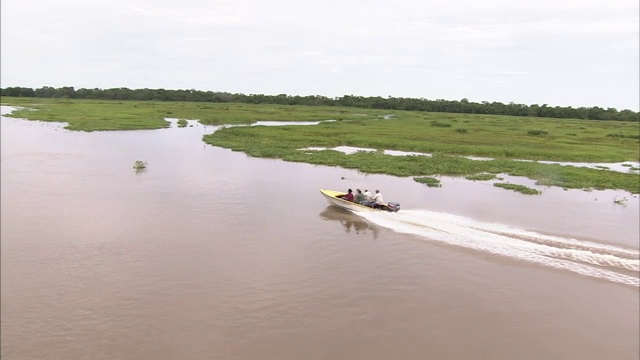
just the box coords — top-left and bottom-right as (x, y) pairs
(1, 105), (639, 359)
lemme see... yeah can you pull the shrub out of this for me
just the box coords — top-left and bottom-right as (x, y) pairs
(133, 160), (147, 169)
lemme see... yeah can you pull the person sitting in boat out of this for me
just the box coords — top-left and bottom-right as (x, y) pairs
(344, 188), (355, 202)
(372, 190), (385, 209)
(361, 189), (373, 206)
(355, 189), (366, 204)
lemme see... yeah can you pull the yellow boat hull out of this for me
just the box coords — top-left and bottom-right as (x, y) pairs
(319, 189), (400, 213)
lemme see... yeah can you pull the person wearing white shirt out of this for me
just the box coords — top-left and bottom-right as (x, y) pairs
(361, 189), (373, 206)
(371, 190), (385, 209)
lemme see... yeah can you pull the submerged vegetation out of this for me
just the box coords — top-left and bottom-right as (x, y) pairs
(1, 97), (638, 194)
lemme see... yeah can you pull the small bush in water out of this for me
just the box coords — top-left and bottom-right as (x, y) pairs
(133, 160), (147, 170)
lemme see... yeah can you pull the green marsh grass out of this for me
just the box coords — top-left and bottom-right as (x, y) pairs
(0, 97), (385, 130)
(465, 173), (498, 181)
(527, 129), (549, 136)
(205, 124), (639, 193)
(2, 96), (638, 193)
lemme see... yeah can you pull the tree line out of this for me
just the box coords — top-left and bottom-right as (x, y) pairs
(1, 86), (638, 122)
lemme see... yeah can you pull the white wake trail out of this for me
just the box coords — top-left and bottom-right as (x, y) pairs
(356, 210), (640, 287)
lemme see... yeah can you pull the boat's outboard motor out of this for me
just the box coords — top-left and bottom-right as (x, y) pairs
(386, 202), (400, 212)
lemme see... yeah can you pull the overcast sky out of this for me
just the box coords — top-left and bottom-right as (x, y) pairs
(1, 0), (638, 110)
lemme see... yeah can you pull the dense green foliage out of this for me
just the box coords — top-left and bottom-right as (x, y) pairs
(1, 97), (638, 193)
(2, 85), (638, 121)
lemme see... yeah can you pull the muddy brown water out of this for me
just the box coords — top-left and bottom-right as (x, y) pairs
(1, 106), (638, 359)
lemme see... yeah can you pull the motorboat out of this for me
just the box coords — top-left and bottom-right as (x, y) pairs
(319, 189), (400, 212)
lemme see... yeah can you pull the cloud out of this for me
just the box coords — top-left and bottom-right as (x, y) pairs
(1, 0), (638, 110)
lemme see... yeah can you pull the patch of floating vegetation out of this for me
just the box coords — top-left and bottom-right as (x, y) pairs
(413, 176), (442, 188)
(493, 183), (541, 195)
(465, 173), (498, 181)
